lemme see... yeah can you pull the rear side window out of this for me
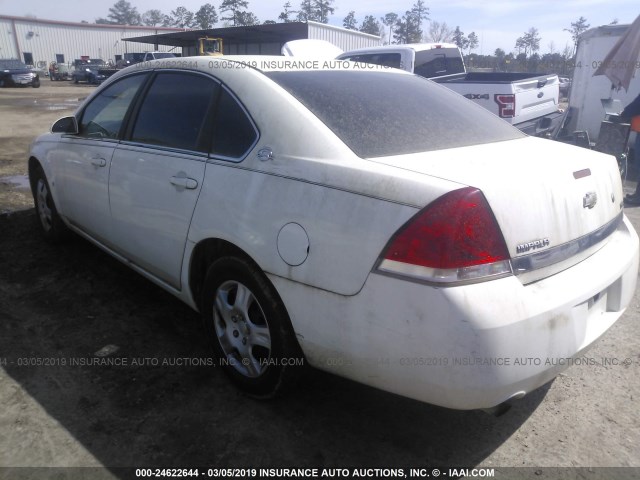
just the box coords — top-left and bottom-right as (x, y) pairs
(79, 74), (147, 139)
(414, 48), (465, 78)
(267, 71), (523, 158)
(131, 72), (218, 152)
(210, 88), (258, 159)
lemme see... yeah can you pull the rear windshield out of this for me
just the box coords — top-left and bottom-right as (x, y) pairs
(414, 48), (465, 77)
(266, 71), (523, 158)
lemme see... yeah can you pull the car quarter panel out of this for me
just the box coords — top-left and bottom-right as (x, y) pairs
(186, 66), (465, 296)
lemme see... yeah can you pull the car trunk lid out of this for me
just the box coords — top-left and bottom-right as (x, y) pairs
(369, 136), (624, 283)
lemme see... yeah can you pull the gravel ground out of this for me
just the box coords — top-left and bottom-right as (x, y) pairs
(0, 82), (639, 480)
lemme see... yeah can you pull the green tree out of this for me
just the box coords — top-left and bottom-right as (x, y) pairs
(142, 9), (165, 26)
(467, 31), (479, 54)
(343, 11), (357, 30)
(494, 47), (506, 71)
(297, 0), (333, 23)
(170, 6), (196, 28)
(564, 16), (590, 56)
(408, 0), (429, 41)
(220, 0), (249, 26)
(314, 0), (335, 23)
(515, 27), (540, 58)
(297, 0), (313, 21)
(452, 26), (468, 50)
(381, 13), (398, 44)
(279, 2), (297, 22)
(360, 15), (382, 36)
(236, 11), (259, 25)
(195, 4), (218, 29)
(97, 0), (141, 25)
(393, 16), (410, 44)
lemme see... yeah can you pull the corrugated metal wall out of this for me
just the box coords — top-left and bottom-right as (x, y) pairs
(0, 16), (182, 67)
(307, 21), (381, 51)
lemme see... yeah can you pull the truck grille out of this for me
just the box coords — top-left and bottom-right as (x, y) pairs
(11, 73), (34, 84)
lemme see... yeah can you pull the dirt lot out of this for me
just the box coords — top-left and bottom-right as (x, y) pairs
(1, 82), (640, 479)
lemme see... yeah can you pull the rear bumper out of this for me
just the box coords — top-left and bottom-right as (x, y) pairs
(515, 110), (565, 137)
(270, 215), (639, 410)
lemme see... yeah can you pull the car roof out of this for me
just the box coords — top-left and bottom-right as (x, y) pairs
(134, 55), (408, 74)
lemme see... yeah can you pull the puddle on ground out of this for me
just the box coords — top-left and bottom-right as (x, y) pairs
(0, 175), (30, 190)
(0, 97), (81, 111)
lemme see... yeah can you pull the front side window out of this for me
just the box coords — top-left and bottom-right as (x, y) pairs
(131, 72), (218, 152)
(79, 74), (148, 139)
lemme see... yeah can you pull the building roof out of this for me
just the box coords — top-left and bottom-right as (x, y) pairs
(0, 14), (183, 32)
(124, 22), (310, 48)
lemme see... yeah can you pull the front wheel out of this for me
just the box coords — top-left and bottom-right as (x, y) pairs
(30, 166), (68, 243)
(201, 256), (303, 397)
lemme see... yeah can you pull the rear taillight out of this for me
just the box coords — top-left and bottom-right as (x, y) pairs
(376, 187), (512, 285)
(495, 94), (515, 118)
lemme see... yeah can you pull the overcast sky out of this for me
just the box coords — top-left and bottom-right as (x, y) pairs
(1, 0), (638, 54)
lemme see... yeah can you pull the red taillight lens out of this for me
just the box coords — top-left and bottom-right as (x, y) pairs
(377, 187), (512, 285)
(495, 94), (515, 118)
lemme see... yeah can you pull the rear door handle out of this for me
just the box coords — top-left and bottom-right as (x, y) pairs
(90, 157), (106, 167)
(170, 176), (198, 190)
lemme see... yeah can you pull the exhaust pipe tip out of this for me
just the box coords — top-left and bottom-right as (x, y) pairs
(481, 391), (526, 417)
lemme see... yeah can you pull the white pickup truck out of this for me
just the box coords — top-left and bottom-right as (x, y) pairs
(337, 43), (563, 137)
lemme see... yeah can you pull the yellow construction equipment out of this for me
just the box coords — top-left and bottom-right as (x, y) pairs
(198, 37), (224, 56)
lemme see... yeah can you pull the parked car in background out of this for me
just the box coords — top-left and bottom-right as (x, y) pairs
(71, 59), (111, 85)
(0, 59), (40, 88)
(116, 53), (146, 70)
(142, 51), (177, 61)
(27, 56), (639, 411)
(559, 76), (572, 96)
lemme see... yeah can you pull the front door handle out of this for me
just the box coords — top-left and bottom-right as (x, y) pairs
(170, 176), (198, 190)
(90, 157), (106, 167)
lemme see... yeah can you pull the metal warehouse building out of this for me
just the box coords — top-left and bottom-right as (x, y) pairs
(0, 16), (381, 69)
(125, 21), (382, 56)
(0, 15), (182, 68)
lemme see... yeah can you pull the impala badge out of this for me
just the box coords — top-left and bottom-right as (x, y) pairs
(516, 238), (550, 254)
(583, 192), (597, 209)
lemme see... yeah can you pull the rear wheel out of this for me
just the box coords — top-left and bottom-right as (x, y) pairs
(201, 256), (303, 397)
(30, 166), (68, 243)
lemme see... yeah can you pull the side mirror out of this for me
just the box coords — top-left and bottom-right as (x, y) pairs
(51, 116), (78, 134)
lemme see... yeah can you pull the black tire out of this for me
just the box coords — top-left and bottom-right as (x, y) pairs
(201, 256), (303, 397)
(32, 77), (40, 88)
(73, 76), (78, 84)
(30, 166), (68, 243)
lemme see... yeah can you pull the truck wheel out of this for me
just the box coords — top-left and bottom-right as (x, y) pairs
(200, 256), (304, 398)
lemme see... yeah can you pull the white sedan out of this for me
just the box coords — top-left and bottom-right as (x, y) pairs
(28, 56), (639, 410)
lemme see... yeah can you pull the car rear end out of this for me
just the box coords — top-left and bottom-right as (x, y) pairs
(262, 67), (639, 409)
